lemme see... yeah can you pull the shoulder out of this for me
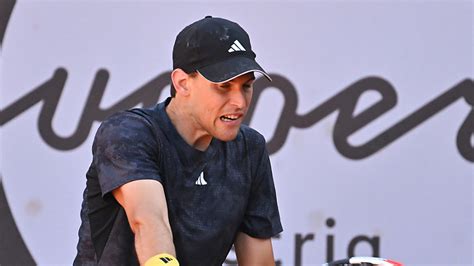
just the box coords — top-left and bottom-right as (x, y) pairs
(239, 124), (267, 149)
(94, 108), (160, 149)
(238, 125), (272, 173)
(99, 110), (152, 135)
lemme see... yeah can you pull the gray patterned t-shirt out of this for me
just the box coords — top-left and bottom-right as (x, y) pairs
(74, 98), (282, 266)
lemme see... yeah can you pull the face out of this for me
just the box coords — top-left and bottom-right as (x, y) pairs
(187, 72), (255, 141)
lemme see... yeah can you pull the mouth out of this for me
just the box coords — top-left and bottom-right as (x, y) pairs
(220, 113), (243, 122)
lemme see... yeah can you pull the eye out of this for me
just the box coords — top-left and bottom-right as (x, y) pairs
(219, 83), (231, 89)
(243, 83), (253, 91)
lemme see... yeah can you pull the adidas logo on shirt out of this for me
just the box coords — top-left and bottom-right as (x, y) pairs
(195, 171), (208, 186)
(228, 40), (246, 53)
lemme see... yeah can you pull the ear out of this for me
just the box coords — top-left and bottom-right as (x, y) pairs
(171, 69), (191, 96)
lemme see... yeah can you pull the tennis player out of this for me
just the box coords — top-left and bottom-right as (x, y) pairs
(74, 16), (282, 266)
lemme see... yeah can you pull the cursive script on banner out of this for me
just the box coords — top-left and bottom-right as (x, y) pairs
(1, 68), (473, 161)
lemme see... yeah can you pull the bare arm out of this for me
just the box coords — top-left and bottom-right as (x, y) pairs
(113, 179), (175, 265)
(234, 232), (275, 266)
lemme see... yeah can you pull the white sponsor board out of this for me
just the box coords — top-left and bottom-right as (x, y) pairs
(1, 1), (472, 265)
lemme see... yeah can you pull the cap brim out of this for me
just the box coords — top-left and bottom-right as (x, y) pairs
(197, 56), (272, 83)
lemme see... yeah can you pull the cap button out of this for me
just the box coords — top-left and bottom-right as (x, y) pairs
(205, 15), (212, 18)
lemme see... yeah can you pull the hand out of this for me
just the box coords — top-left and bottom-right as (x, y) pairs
(144, 253), (179, 266)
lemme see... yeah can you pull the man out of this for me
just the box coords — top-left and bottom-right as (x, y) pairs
(74, 16), (282, 266)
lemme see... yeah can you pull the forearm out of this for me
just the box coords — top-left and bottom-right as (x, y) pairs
(112, 180), (176, 265)
(133, 220), (176, 265)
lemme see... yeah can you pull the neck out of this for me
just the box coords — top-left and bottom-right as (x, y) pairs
(166, 98), (212, 151)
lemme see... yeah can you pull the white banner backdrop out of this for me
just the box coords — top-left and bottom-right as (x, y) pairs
(1, 1), (472, 265)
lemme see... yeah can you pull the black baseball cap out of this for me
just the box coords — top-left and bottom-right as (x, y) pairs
(172, 16), (271, 83)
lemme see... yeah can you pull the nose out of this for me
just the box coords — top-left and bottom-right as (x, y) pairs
(229, 88), (247, 110)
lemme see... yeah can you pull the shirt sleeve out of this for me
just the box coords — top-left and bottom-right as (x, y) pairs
(240, 132), (283, 238)
(92, 111), (162, 197)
